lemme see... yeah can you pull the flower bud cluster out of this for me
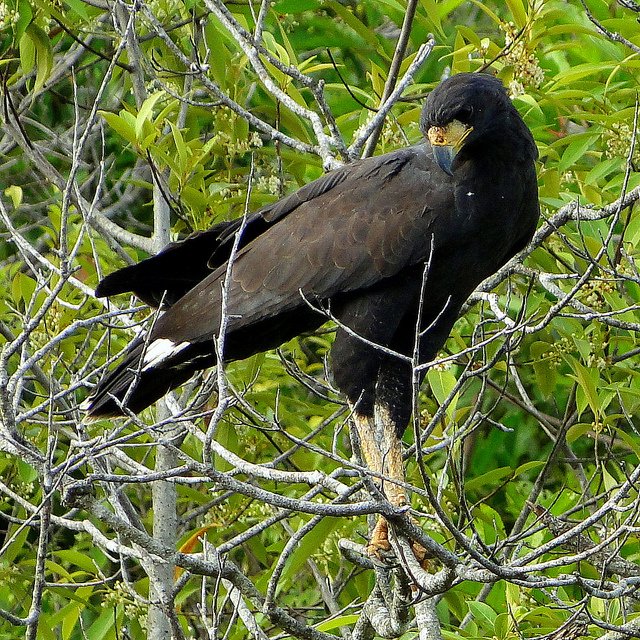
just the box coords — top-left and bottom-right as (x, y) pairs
(501, 22), (545, 97)
(0, 3), (19, 29)
(605, 121), (640, 163)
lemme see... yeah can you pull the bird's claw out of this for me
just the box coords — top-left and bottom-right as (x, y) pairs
(368, 516), (433, 570)
(409, 540), (431, 569)
(367, 517), (392, 562)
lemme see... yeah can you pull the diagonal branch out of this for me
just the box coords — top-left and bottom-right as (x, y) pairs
(362, 0), (420, 158)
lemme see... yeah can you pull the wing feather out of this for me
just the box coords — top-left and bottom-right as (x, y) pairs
(150, 145), (453, 345)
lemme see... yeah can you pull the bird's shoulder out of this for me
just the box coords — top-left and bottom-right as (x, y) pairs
(261, 143), (442, 220)
(210, 144), (447, 260)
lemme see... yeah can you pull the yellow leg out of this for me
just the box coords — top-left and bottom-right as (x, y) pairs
(352, 408), (406, 557)
(352, 409), (407, 508)
(351, 406), (429, 566)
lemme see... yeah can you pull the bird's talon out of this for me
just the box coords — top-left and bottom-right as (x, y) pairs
(367, 530), (395, 562)
(410, 540), (433, 570)
(369, 515), (434, 572)
(369, 518), (391, 548)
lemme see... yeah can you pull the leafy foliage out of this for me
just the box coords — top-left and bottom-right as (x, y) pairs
(0, 0), (639, 638)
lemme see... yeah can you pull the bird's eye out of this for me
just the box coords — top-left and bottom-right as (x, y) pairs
(454, 106), (474, 123)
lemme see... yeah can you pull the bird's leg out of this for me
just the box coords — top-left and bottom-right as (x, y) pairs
(352, 406), (430, 566)
(351, 407), (407, 558)
(373, 402), (409, 509)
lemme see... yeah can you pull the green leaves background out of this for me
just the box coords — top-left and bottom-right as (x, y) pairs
(0, 0), (639, 638)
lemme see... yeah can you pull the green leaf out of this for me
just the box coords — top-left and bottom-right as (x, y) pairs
(567, 422), (593, 444)
(86, 606), (120, 640)
(506, 582), (520, 608)
(436, 0), (468, 18)
(585, 156), (620, 186)
(65, 0), (91, 20)
(35, 615), (57, 640)
(494, 612), (513, 639)
(553, 62), (616, 87)
(465, 466), (513, 493)
(169, 121), (188, 175)
(532, 356), (558, 399)
(15, 0), (33, 40)
(565, 355), (601, 419)
(468, 0), (501, 25)
(19, 30), (35, 75)
(5, 185), (23, 209)
(12, 271), (36, 304)
(615, 429), (640, 457)
(513, 460), (545, 477)
(274, 0), (320, 11)
(375, 0), (406, 12)
(419, 0), (445, 37)
(54, 550), (99, 574)
(25, 23), (53, 93)
(468, 600), (497, 625)
(452, 30), (475, 73)
(602, 466), (617, 493)
(316, 614), (359, 631)
(426, 368), (459, 418)
(558, 132), (600, 172)
(473, 502), (505, 541)
(456, 25), (483, 49)
(325, 1), (379, 48)
(514, 93), (544, 119)
(62, 602), (83, 640)
(505, 0), (527, 28)
(277, 518), (337, 594)
(45, 559), (73, 580)
(135, 92), (164, 141)
(2, 526), (29, 564)
(100, 110), (137, 146)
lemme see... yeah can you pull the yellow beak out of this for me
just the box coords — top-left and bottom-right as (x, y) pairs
(427, 120), (474, 176)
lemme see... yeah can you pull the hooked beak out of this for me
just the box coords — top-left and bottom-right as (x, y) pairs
(427, 120), (473, 176)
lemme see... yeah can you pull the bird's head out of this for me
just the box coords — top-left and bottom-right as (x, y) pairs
(420, 73), (521, 176)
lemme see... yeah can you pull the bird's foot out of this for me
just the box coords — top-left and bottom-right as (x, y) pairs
(368, 516), (432, 570)
(409, 539), (432, 570)
(368, 517), (392, 559)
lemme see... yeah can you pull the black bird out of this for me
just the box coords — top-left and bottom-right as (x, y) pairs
(82, 73), (539, 516)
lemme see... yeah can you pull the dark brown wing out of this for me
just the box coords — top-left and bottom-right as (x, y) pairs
(93, 163), (354, 307)
(150, 144), (453, 344)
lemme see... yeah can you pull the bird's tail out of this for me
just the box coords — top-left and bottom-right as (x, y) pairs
(94, 222), (239, 308)
(80, 340), (207, 421)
